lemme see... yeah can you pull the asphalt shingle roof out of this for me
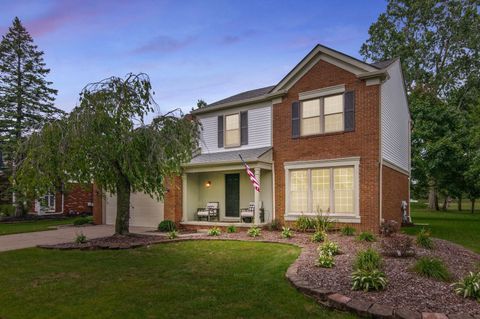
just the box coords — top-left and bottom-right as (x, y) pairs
(208, 85), (275, 108)
(188, 146), (272, 165)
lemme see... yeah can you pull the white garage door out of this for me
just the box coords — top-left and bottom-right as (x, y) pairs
(105, 192), (164, 228)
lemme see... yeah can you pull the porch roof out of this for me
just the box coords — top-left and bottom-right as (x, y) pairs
(185, 147), (272, 167)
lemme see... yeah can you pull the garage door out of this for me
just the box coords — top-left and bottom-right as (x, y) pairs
(105, 192), (164, 228)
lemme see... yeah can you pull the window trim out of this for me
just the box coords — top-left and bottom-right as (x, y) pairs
(299, 93), (344, 136)
(224, 112), (241, 148)
(284, 157), (360, 222)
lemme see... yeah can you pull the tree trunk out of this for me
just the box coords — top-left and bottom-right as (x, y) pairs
(442, 197), (448, 211)
(428, 187), (436, 210)
(458, 195), (462, 211)
(471, 198), (475, 214)
(115, 174), (131, 235)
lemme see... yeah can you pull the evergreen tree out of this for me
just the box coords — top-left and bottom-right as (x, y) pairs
(0, 17), (63, 214)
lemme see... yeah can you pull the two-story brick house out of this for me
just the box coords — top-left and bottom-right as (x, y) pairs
(98, 44), (410, 232)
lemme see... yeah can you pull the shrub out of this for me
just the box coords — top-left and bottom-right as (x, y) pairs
(381, 234), (415, 257)
(358, 231), (376, 242)
(452, 272), (480, 300)
(416, 228), (434, 249)
(207, 227), (221, 236)
(295, 215), (314, 232)
(247, 226), (261, 238)
(341, 226), (356, 236)
(73, 216), (92, 226)
(0, 204), (15, 216)
(319, 241), (339, 256)
(317, 251), (335, 268)
(351, 269), (387, 292)
(158, 220), (176, 232)
(413, 257), (450, 281)
(75, 232), (87, 244)
(267, 219), (281, 231)
(227, 225), (237, 233)
(380, 220), (399, 237)
(167, 230), (178, 239)
(354, 248), (382, 271)
(281, 227), (293, 239)
(311, 230), (326, 243)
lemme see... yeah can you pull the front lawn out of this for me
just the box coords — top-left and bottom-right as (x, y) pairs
(403, 207), (480, 253)
(0, 217), (77, 236)
(0, 241), (354, 319)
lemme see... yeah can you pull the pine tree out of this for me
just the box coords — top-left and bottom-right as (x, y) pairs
(0, 17), (63, 214)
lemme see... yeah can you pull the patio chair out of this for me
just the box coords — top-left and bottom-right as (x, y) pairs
(196, 202), (219, 221)
(240, 202), (256, 223)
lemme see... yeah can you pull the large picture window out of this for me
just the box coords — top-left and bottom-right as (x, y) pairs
(288, 166), (355, 215)
(225, 113), (240, 147)
(300, 94), (344, 136)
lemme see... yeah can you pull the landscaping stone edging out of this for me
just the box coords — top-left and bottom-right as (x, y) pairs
(284, 249), (476, 319)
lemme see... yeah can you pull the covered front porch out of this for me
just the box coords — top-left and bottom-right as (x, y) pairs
(180, 147), (273, 227)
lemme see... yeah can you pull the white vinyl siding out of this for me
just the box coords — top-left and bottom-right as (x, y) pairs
(381, 60), (410, 172)
(198, 102), (272, 154)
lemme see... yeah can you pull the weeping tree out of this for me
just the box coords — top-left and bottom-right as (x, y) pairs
(16, 73), (199, 234)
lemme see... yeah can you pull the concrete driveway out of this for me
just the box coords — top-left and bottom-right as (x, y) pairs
(0, 225), (156, 252)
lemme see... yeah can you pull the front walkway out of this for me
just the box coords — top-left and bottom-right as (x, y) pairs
(0, 225), (155, 252)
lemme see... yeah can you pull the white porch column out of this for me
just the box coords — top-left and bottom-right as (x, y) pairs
(254, 167), (261, 225)
(182, 173), (187, 222)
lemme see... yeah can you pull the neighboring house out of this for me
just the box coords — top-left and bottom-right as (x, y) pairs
(30, 183), (94, 215)
(97, 44), (410, 232)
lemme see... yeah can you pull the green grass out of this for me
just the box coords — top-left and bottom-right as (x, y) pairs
(0, 241), (355, 319)
(0, 217), (77, 236)
(404, 203), (480, 253)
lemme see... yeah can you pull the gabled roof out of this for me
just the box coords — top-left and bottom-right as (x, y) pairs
(192, 44), (395, 115)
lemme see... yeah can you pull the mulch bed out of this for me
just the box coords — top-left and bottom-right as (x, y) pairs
(37, 228), (480, 315)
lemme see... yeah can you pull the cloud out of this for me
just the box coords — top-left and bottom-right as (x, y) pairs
(218, 29), (260, 45)
(131, 35), (196, 55)
(24, 1), (101, 37)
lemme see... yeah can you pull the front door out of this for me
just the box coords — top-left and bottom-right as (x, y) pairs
(225, 174), (240, 217)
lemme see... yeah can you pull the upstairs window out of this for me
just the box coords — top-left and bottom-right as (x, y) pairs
(300, 93), (344, 136)
(225, 113), (240, 147)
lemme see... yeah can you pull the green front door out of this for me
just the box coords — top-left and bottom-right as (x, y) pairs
(225, 174), (240, 217)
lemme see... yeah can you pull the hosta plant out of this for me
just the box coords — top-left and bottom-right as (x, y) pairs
(227, 225), (237, 233)
(75, 232), (87, 244)
(247, 226), (261, 238)
(317, 251), (335, 268)
(168, 230), (178, 239)
(311, 230), (326, 243)
(452, 272), (480, 300)
(207, 227), (221, 236)
(281, 227), (293, 239)
(351, 269), (387, 292)
(319, 241), (339, 256)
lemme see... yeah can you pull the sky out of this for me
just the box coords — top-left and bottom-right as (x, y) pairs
(0, 0), (387, 121)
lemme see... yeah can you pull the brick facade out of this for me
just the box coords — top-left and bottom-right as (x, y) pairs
(381, 165), (410, 224)
(164, 176), (183, 224)
(273, 60), (381, 232)
(63, 184), (93, 214)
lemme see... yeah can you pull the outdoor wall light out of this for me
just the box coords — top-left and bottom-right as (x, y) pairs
(205, 181), (212, 188)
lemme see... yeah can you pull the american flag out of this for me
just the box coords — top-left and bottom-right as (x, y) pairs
(239, 155), (260, 192)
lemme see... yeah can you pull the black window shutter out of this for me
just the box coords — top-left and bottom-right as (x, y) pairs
(344, 91), (355, 132)
(292, 101), (300, 138)
(240, 111), (248, 145)
(217, 115), (224, 148)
